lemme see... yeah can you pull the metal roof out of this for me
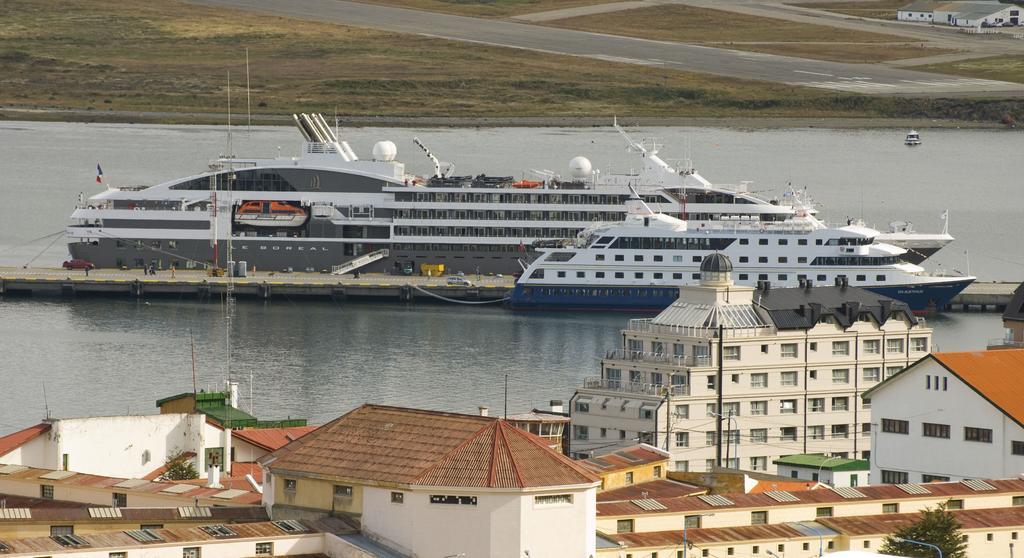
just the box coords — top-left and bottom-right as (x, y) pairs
(896, 483), (931, 495)
(698, 494), (735, 507)
(764, 490), (800, 503)
(652, 301), (768, 330)
(754, 285), (914, 330)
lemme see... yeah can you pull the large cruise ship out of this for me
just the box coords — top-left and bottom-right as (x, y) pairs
(508, 194), (973, 312)
(66, 115), (953, 273)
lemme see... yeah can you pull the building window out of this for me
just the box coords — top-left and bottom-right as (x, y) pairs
(283, 479), (297, 492)
(1012, 441), (1024, 455)
(183, 548), (201, 558)
(863, 367), (880, 382)
(112, 492), (127, 508)
(780, 371), (798, 386)
(723, 402), (740, 417)
(255, 543), (274, 556)
(883, 503), (899, 514)
(832, 397), (849, 412)
(50, 526), (73, 536)
(781, 427), (797, 441)
(654, 465), (662, 478)
(832, 369), (849, 384)
(675, 460), (689, 472)
(809, 425), (825, 440)
(391, 492), (404, 504)
(430, 495), (478, 505)
(881, 419), (909, 434)
(723, 346), (741, 361)
(965, 427), (993, 443)
(751, 511), (768, 525)
(816, 507), (833, 518)
(617, 519), (634, 533)
(625, 472), (634, 484)
(705, 432), (718, 446)
(535, 494), (573, 505)
(832, 341), (850, 356)
(750, 401), (767, 416)
(575, 400), (589, 413)
(832, 425), (849, 439)
(911, 338), (928, 352)
(886, 338), (904, 354)
(881, 470), (909, 484)
(41, 485), (53, 499)
(922, 474), (949, 483)
(751, 373), (768, 388)
(946, 499), (964, 510)
(573, 425), (589, 440)
(750, 457), (767, 471)
(809, 398), (824, 413)
(1013, 496), (1024, 507)
(675, 404), (689, 419)
(676, 432), (690, 447)
(684, 515), (703, 529)
(110, 553), (127, 558)
(751, 429), (768, 443)
(334, 485), (353, 498)
(923, 423), (950, 439)
(706, 403), (718, 417)
(781, 344), (798, 358)
(780, 400), (797, 414)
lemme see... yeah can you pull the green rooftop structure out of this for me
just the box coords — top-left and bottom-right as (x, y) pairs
(156, 390), (306, 430)
(773, 454), (870, 488)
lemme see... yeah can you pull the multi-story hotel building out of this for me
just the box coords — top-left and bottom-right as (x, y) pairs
(569, 254), (932, 474)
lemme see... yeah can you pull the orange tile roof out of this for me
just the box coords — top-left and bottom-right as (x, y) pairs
(749, 479), (820, 493)
(819, 506), (1024, 536)
(0, 423), (51, 457)
(931, 349), (1024, 426)
(580, 445), (668, 475)
(232, 426), (318, 452)
(265, 404), (599, 489)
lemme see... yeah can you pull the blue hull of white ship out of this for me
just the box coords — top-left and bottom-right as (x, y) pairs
(508, 278), (973, 312)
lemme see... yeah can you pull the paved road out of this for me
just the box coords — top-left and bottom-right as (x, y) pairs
(190, 0), (1023, 96)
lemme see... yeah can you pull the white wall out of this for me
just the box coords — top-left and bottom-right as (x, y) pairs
(776, 464), (867, 487)
(0, 434), (48, 466)
(360, 485), (596, 558)
(48, 414), (205, 478)
(870, 359), (1024, 482)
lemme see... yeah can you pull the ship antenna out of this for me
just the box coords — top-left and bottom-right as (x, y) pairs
(42, 381), (49, 420)
(191, 329), (198, 398)
(245, 48), (252, 134)
(226, 69), (232, 158)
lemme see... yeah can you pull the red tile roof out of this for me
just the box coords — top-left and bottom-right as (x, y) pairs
(750, 480), (820, 493)
(580, 445), (669, 475)
(265, 404), (599, 489)
(0, 423), (50, 457)
(819, 506), (1024, 536)
(607, 523), (809, 548)
(232, 426), (318, 452)
(597, 479), (706, 502)
(930, 349), (1024, 426)
(597, 478), (1024, 517)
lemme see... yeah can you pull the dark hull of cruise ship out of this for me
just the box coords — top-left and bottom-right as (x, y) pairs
(67, 238), (531, 276)
(508, 278), (973, 313)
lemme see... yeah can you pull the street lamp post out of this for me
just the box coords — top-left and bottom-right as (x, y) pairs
(683, 513), (716, 558)
(795, 521), (825, 557)
(711, 411), (739, 467)
(893, 536), (943, 558)
(816, 455), (844, 485)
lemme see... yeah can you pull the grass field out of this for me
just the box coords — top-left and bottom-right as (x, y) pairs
(353, 0), (615, 17)
(917, 56), (1024, 84)
(543, 4), (951, 62)
(789, 0), (905, 20)
(0, 0), (1020, 124)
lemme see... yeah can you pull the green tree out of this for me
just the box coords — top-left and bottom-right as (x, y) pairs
(880, 501), (967, 558)
(158, 451), (199, 481)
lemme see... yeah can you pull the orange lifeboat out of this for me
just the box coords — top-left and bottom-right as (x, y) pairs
(235, 201), (308, 227)
(512, 180), (543, 189)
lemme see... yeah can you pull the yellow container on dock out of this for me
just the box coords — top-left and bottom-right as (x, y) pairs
(420, 263), (445, 277)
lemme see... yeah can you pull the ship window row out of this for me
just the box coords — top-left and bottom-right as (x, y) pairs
(609, 237), (735, 251)
(392, 243), (526, 253)
(811, 256), (900, 266)
(519, 286), (678, 298)
(395, 226), (578, 238)
(170, 170), (297, 192)
(393, 192), (663, 205)
(395, 209), (623, 221)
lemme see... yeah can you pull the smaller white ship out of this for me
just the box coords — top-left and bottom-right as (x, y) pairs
(905, 130), (922, 146)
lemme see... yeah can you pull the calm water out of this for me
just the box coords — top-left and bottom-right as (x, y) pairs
(0, 122), (1018, 431)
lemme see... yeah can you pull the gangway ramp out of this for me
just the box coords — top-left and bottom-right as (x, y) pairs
(330, 249), (389, 275)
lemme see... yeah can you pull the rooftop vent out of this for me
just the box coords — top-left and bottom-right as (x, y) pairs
(51, 534), (89, 548)
(39, 470), (77, 481)
(764, 491), (799, 503)
(0, 509), (30, 520)
(273, 520), (309, 534)
(88, 508), (122, 519)
(0, 540), (10, 553)
(631, 499), (668, 511)
(832, 486), (867, 499)
(698, 494), (735, 507)
(199, 525), (237, 538)
(962, 479), (996, 491)
(124, 530), (164, 543)
(177, 506), (212, 519)
(896, 483), (930, 495)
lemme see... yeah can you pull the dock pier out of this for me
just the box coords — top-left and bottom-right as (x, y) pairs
(0, 268), (513, 304)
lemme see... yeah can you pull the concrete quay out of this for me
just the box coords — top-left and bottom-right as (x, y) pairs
(946, 280), (1020, 312)
(0, 267), (513, 303)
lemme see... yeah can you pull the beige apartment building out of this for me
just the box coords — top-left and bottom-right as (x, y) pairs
(569, 254), (932, 474)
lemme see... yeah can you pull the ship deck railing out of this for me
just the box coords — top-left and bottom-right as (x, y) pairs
(628, 318), (774, 338)
(582, 377), (689, 396)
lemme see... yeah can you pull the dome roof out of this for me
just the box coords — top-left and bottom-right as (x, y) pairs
(700, 252), (732, 273)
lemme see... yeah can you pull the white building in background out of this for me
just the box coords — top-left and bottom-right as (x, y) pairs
(773, 454), (870, 487)
(865, 349), (1024, 483)
(570, 254), (932, 474)
(898, 1), (1022, 26)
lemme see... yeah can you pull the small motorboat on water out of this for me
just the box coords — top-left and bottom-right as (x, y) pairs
(905, 130), (922, 146)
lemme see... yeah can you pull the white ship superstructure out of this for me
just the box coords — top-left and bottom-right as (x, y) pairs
(66, 117), (952, 273)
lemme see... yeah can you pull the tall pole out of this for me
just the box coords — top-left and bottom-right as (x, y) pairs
(245, 48), (251, 133)
(715, 324), (724, 467)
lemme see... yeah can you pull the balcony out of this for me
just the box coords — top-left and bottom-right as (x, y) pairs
(988, 336), (1024, 350)
(582, 377), (689, 396)
(605, 349), (710, 367)
(628, 319), (772, 338)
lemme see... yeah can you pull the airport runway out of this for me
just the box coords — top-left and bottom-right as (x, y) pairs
(191, 0), (1024, 96)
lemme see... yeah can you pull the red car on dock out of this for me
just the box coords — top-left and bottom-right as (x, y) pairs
(62, 259), (95, 271)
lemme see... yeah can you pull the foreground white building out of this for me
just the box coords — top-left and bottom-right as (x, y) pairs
(261, 404), (601, 558)
(866, 349), (1024, 483)
(570, 254), (932, 473)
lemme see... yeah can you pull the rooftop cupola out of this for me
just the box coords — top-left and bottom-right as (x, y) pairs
(700, 252), (733, 287)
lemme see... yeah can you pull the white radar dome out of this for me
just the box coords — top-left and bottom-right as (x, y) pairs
(372, 140), (397, 161)
(569, 156), (592, 179)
